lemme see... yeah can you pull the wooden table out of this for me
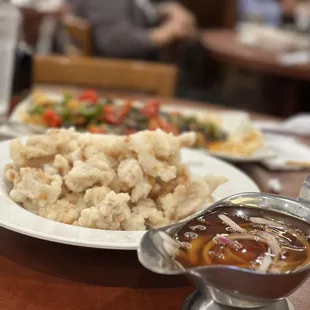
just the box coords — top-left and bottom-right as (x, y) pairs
(201, 29), (310, 116)
(1, 88), (310, 310)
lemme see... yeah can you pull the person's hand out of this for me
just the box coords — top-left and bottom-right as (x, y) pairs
(158, 3), (196, 30)
(157, 3), (198, 41)
(151, 18), (196, 48)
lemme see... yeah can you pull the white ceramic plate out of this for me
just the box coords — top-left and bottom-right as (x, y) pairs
(9, 93), (275, 162)
(0, 143), (259, 250)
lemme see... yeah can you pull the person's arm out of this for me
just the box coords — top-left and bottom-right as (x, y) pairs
(48, 1), (82, 55)
(66, 0), (85, 17)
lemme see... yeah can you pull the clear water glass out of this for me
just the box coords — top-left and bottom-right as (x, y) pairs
(0, 1), (21, 115)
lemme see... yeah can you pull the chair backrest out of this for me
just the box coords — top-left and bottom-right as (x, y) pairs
(33, 56), (178, 97)
(63, 16), (93, 56)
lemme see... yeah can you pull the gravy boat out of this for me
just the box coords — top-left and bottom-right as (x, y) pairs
(138, 177), (310, 309)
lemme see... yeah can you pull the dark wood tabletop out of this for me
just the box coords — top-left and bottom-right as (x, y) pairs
(1, 87), (310, 310)
(201, 29), (310, 117)
(201, 29), (310, 81)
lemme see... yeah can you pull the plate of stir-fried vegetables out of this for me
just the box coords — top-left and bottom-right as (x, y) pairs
(11, 89), (274, 162)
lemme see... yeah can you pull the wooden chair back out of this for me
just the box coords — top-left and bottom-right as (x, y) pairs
(63, 16), (93, 56)
(33, 56), (178, 97)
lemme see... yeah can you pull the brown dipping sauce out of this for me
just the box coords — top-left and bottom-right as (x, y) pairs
(174, 207), (310, 273)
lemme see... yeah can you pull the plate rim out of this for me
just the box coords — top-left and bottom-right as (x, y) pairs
(208, 147), (277, 163)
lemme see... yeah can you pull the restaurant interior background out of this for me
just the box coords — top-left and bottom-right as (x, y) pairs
(10, 0), (310, 117)
(3, 1), (310, 310)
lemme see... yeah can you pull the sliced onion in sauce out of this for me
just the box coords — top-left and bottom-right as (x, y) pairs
(257, 231), (281, 261)
(258, 252), (273, 272)
(218, 214), (246, 233)
(249, 217), (284, 227)
(228, 234), (265, 243)
(213, 234), (242, 249)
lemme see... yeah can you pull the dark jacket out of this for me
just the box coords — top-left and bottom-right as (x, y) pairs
(68, 0), (172, 59)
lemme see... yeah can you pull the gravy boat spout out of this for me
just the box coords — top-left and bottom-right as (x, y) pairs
(138, 184), (310, 309)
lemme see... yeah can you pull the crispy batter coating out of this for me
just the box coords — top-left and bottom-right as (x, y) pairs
(65, 155), (116, 193)
(78, 192), (131, 230)
(5, 129), (226, 231)
(9, 167), (62, 208)
(84, 186), (111, 207)
(39, 199), (81, 224)
(128, 130), (178, 182)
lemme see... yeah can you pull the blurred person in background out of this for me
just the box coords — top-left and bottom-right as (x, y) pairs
(65, 0), (198, 60)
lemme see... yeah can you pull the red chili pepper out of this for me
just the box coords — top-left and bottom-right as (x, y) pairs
(88, 125), (107, 134)
(142, 100), (160, 117)
(103, 105), (114, 114)
(148, 117), (179, 135)
(78, 89), (98, 104)
(118, 101), (132, 120)
(43, 109), (62, 127)
(103, 105), (119, 124)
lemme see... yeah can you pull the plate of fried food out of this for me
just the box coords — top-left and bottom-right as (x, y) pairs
(0, 128), (259, 249)
(9, 90), (275, 162)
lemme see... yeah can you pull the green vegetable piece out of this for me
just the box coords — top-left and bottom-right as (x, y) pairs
(61, 109), (72, 123)
(62, 92), (73, 105)
(79, 104), (102, 119)
(29, 106), (45, 115)
(55, 105), (72, 123)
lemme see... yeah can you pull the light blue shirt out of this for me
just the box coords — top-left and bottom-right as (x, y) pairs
(238, 0), (283, 26)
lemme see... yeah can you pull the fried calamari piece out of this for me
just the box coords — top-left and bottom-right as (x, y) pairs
(84, 186), (111, 207)
(10, 138), (56, 168)
(158, 176), (227, 222)
(78, 134), (127, 159)
(62, 192), (88, 211)
(39, 199), (81, 224)
(8, 167), (62, 208)
(53, 154), (70, 176)
(128, 130), (178, 182)
(117, 159), (143, 188)
(132, 198), (169, 229)
(131, 178), (152, 203)
(10, 128), (79, 168)
(78, 191), (132, 230)
(65, 154), (115, 193)
(178, 132), (197, 148)
(117, 159), (152, 203)
(5, 163), (20, 185)
(72, 140), (118, 169)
